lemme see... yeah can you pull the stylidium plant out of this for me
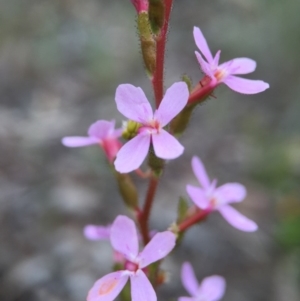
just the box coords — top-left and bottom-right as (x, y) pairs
(60, 1), (270, 301)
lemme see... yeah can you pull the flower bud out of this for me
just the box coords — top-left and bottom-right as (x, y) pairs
(149, 0), (165, 34)
(137, 12), (156, 77)
(122, 120), (142, 140)
(148, 147), (164, 176)
(131, 0), (149, 13)
(114, 171), (139, 209)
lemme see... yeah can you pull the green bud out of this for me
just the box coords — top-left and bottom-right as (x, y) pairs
(148, 147), (165, 177)
(137, 12), (156, 76)
(177, 196), (189, 224)
(169, 103), (197, 136)
(115, 172), (139, 210)
(182, 74), (193, 92)
(122, 120), (142, 140)
(149, 0), (165, 34)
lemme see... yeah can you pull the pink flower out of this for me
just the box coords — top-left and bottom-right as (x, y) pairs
(84, 225), (111, 241)
(62, 120), (122, 163)
(87, 215), (176, 301)
(114, 82), (189, 173)
(179, 262), (226, 301)
(193, 26), (269, 94)
(186, 156), (258, 232)
(131, 0), (148, 12)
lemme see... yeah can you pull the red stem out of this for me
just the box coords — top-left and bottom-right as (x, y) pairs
(178, 209), (211, 232)
(187, 76), (215, 105)
(138, 176), (159, 245)
(152, 0), (173, 108)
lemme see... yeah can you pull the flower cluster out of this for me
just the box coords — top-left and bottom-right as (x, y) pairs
(61, 3), (269, 301)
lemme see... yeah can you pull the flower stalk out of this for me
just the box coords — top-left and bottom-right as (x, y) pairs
(152, 0), (173, 108)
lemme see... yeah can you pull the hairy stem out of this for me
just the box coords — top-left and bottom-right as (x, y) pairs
(138, 176), (159, 245)
(152, 0), (173, 108)
(178, 209), (211, 232)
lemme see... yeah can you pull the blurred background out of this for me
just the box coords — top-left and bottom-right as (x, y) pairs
(0, 0), (299, 300)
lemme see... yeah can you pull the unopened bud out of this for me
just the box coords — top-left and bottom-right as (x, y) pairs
(131, 0), (149, 13)
(148, 147), (164, 176)
(149, 0), (165, 34)
(115, 172), (139, 210)
(122, 120), (142, 140)
(137, 12), (156, 76)
(169, 103), (196, 136)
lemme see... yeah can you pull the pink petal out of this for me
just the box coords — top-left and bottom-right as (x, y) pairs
(110, 215), (139, 261)
(152, 129), (184, 159)
(138, 231), (176, 269)
(223, 75), (269, 94)
(84, 225), (111, 241)
(186, 185), (210, 210)
(154, 82), (189, 127)
(102, 138), (122, 163)
(114, 133), (150, 173)
(87, 271), (129, 301)
(88, 120), (115, 140)
(191, 156), (211, 189)
(115, 84), (153, 123)
(214, 183), (246, 205)
(193, 27), (214, 63)
(221, 58), (256, 75)
(199, 275), (226, 301)
(195, 51), (214, 78)
(130, 270), (156, 301)
(218, 205), (258, 232)
(61, 136), (98, 147)
(112, 128), (123, 139)
(213, 50), (221, 68)
(179, 297), (196, 301)
(181, 262), (199, 297)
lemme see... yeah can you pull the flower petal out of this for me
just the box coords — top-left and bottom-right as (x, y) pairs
(181, 262), (199, 297)
(221, 58), (256, 75)
(199, 275), (226, 301)
(218, 205), (258, 232)
(179, 297), (196, 301)
(152, 129), (184, 159)
(213, 50), (221, 68)
(131, 270), (156, 301)
(115, 84), (153, 123)
(61, 136), (98, 147)
(110, 215), (139, 261)
(191, 156), (211, 189)
(88, 120), (116, 140)
(186, 185), (210, 210)
(83, 225), (111, 241)
(214, 183), (246, 205)
(223, 75), (269, 94)
(154, 82), (189, 127)
(102, 138), (122, 163)
(87, 271), (129, 301)
(193, 27), (214, 63)
(195, 51), (214, 78)
(138, 231), (176, 268)
(114, 133), (150, 173)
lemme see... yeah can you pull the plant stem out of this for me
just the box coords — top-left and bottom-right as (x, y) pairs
(152, 0), (173, 108)
(138, 176), (159, 245)
(178, 209), (211, 232)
